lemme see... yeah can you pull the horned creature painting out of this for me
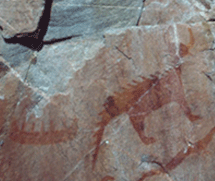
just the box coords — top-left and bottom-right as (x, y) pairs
(92, 27), (200, 169)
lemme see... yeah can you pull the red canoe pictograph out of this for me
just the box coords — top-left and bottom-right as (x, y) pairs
(9, 94), (78, 145)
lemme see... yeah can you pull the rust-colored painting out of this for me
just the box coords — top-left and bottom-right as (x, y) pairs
(2, 19), (214, 181)
(9, 118), (78, 145)
(179, 28), (195, 57)
(8, 94), (78, 145)
(92, 65), (201, 169)
(138, 126), (215, 181)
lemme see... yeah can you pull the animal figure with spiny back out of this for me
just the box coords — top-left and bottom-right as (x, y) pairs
(92, 28), (200, 169)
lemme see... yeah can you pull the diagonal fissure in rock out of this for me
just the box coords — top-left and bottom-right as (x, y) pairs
(136, 0), (146, 26)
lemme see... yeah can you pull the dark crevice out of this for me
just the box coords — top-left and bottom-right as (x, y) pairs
(1, 0), (82, 81)
(136, 0), (146, 26)
(43, 34), (81, 45)
(1, 0), (81, 52)
(203, 71), (214, 82)
(1, 0), (54, 52)
(115, 46), (132, 60)
(207, 18), (215, 22)
(115, 46), (137, 69)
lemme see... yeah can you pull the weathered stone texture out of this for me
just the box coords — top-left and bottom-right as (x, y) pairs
(1, 0), (215, 181)
(140, 0), (215, 25)
(0, 0), (44, 36)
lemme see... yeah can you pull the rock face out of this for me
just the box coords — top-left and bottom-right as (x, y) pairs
(1, 0), (215, 181)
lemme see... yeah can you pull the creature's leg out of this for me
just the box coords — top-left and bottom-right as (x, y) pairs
(176, 98), (201, 122)
(129, 114), (156, 145)
(174, 65), (200, 122)
(92, 110), (112, 170)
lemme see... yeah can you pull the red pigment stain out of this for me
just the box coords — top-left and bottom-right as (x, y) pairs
(9, 118), (78, 145)
(92, 65), (200, 169)
(9, 95), (78, 145)
(179, 28), (195, 57)
(101, 175), (115, 181)
(138, 126), (215, 181)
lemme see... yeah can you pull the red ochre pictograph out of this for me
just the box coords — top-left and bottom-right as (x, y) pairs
(92, 65), (201, 169)
(9, 118), (78, 145)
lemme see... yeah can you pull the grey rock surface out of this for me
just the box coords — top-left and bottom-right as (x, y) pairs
(0, 0), (44, 36)
(0, 0), (144, 91)
(44, 0), (143, 40)
(27, 37), (104, 95)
